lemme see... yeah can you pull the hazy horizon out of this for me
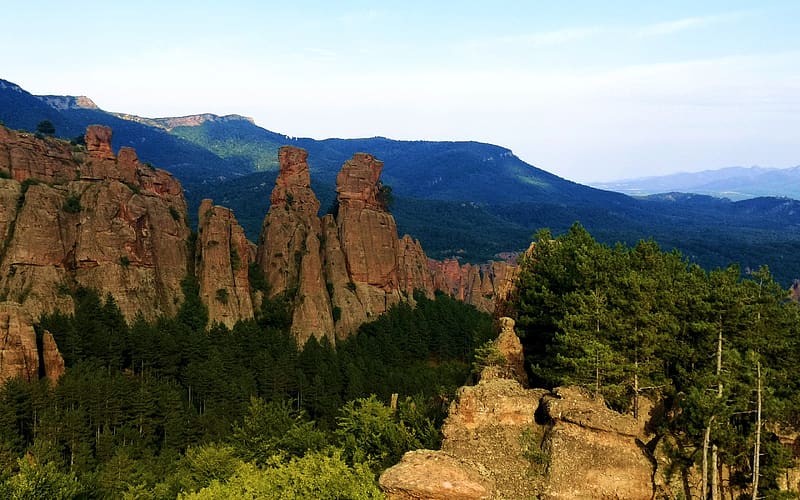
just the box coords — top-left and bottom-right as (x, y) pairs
(3, 1), (798, 184)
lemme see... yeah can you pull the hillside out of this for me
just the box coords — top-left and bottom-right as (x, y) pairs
(593, 165), (800, 200)
(3, 78), (800, 284)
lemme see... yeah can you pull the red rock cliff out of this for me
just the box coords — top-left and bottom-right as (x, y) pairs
(256, 147), (334, 346)
(0, 125), (191, 320)
(196, 199), (254, 328)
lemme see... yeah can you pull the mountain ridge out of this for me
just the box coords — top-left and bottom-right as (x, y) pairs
(593, 165), (800, 200)
(3, 78), (800, 285)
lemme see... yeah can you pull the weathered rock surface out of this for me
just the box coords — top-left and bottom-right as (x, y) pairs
(256, 146), (519, 343)
(196, 199), (253, 328)
(0, 125), (191, 320)
(478, 317), (528, 387)
(0, 302), (39, 383)
(540, 387), (653, 500)
(336, 153), (400, 289)
(41, 330), (65, 384)
(380, 450), (494, 500)
(380, 321), (656, 500)
(256, 147), (334, 345)
(0, 302), (64, 385)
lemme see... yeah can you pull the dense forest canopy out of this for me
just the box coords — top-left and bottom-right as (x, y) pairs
(510, 223), (800, 497)
(0, 278), (494, 498)
(2, 222), (800, 497)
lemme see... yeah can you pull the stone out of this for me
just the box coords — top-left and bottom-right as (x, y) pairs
(41, 331), (65, 384)
(85, 125), (115, 160)
(0, 125), (191, 321)
(256, 146), (334, 345)
(380, 450), (494, 500)
(196, 199), (253, 328)
(0, 302), (39, 383)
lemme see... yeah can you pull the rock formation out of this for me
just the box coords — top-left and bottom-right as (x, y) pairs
(196, 199), (254, 328)
(379, 318), (657, 499)
(256, 147), (334, 345)
(379, 450), (494, 500)
(0, 126), (518, 348)
(255, 145), (518, 344)
(0, 124), (191, 320)
(0, 302), (64, 385)
(41, 330), (65, 383)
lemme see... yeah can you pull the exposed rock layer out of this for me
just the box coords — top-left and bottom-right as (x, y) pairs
(0, 128), (516, 347)
(0, 302), (64, 385)
(196, 199), (254, 328)
(256, 145), (516, 343)
(380, 319), (656, 500)
(0, 125), (190, 321)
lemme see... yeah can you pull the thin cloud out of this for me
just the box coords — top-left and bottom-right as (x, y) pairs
(463, 27), (603, 51)
(635, 12), (745, 37)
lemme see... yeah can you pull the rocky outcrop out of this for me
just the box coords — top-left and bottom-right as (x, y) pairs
(256, 147), (334, 345)
(0, 125), (191, 320)
(539, 387), (653, 500)
(196, 199), (253, 328)
(0, 302), (39, 383)
(380, 320), (656, 500)
(428, 259), (517, 313)
(479, 317), (527, 387)
(41, 330), (65, 383)
(379, 450), (494, 500)
(255, 146), (519, 344)
(0, 302), (64, 385)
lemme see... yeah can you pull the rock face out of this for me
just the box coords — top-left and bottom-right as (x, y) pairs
(256, 146), (517, 343)
(0, 302), (64, 385)
(196, 199), (254, 328)
(539, 387), (653, 500)
(379, 450), (494, 500)
(380, 320), (656, 500)
(0, 124), (191, 320)
(256, 147), (334, 345)
(0, 127), (516, 349)
(41, 330), (65, 383)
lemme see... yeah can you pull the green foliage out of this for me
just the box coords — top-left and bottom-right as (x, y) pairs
(336, 395), (419, 472)
(247, 262), (269, 295)
(519, 427), (549, 472)
(229, 245), (241, 271)
(0, 285), (491, 498)
(119, 255), (130, 268)
(376, 181), (393, 210)
(214, 288), (229, 305)
(169, 205), (181, 221)
(35, 120), (55, 136)
(511, 223), (800, 496)
(0, 458), (82, 499)
(471, 340), (506, 375)
(231, 398), (327, 465)
(181, 451), (382, 500)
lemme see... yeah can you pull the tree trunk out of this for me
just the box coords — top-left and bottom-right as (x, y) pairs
(752, 360), (761, 500)
(702, 418), (713, 499)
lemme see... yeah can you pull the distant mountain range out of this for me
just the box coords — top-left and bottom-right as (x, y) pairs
(2, 78), (800, 285)
(593, 166), (800, 201)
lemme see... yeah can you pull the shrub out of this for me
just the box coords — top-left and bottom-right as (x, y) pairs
(63, 194), (82, 213)
(215, 288), (229, 305)
(36, 120), (55, 136)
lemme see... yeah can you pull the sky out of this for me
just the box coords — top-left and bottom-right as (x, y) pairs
(2, 1), (798, 183)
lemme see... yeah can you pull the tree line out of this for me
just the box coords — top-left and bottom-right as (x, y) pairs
(510, 223), (800, 498)
(0, 274), (494, 498)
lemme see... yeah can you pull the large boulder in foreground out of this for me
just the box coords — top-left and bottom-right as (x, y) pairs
(379, 319), (656, 499)
(379, 450), (493, 500)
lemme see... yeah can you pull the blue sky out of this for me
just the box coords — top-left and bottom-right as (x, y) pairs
(3, 1), (798, 182)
